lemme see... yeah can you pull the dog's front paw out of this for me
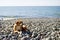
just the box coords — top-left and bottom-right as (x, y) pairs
(18, 31), (22, 35)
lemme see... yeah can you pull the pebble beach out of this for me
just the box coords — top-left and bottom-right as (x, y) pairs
(0, 18), (60, 40)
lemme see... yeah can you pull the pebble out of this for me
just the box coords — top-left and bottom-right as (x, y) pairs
(1, 30), (5, 35)
(30, 38), (34, 40)
(0, 35), (3, 40)
(19, 34), (22, 38)
(55, 28), (59, 31)
(3, 37), (7, 40)
(45, 32), (51, 37)
(21, 36), (30, 40)
(51, 32), (55, 36)
(31, 32), (38, 38)
(1, 35), (7, 38)
(8, 33), (12, 38)
(35, 34), (41, 40)
(0, 25), (2, 28)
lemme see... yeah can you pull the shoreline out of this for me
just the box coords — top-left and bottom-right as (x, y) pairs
(0, 17), (60, 21)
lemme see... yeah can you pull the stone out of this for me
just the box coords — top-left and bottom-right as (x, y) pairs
(8, 33), (12, 38)
(3, 38), (7, 40)
(31, 32), (38, 38)
(21, 36), (30, 40)
(12, 35), (18, 39)
(12, 33), (18, 40)
(11, 38), (18, 40)
(45, 32), (51, 38)
(51, 32), (55, 36)
(30, 38), (34, 40)
(55, 28), (59, 31)
(35, 34), (41, 40)
(1, 30), (5, 35)
(19, 34), (22, 38)
(0, 25), (2, 28)
(48, 37), (53, 40)
(1, 35), (8, 38)
(0, 35), (3, 40)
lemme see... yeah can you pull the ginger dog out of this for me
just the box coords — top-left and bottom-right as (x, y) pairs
(13, 20), (27, 33)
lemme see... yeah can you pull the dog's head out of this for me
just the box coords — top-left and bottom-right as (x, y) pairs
(16, 20), (23, 26)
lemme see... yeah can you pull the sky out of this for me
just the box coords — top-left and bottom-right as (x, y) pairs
(0, 0), (60, 6)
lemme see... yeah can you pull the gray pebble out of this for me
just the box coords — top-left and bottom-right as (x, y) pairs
(0, 35), (3, 40)
(3, 38), (7, 40)
(21, 36), (30, 40)
(19, 34), (23, 38)
(35, 34), (41, 40)
(30, 38), (34, 40)
(31, 32), (38, 38)
(1, 35), (7, 38)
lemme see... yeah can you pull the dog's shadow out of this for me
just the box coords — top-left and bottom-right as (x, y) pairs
(20, 29), (32, 37)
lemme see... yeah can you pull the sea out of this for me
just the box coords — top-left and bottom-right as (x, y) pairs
(0, 6), (60, 18)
